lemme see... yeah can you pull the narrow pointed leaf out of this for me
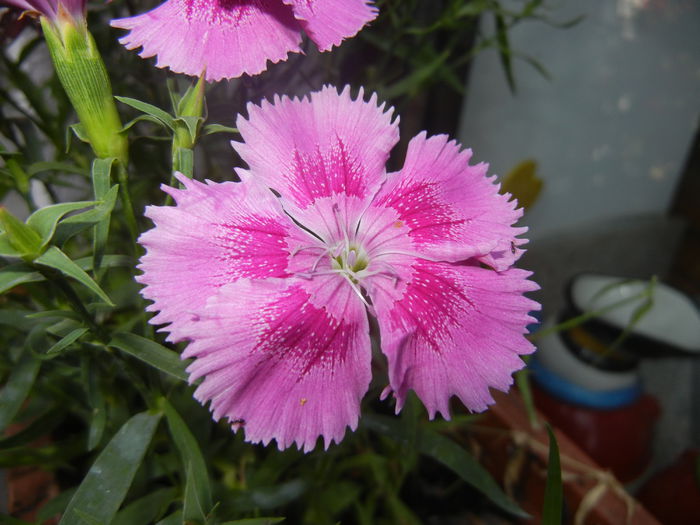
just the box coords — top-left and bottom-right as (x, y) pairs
(109, 332), (188, 381)
(59, 411), (162, 525)
(70, 123), (90, 143)
(162, 398), (213, 522)
(46, 327), (89, 355)
(176, 116), (203, 143)
(0, 233), (22, 257)
(542, 424), (563, 524)
(363, 415), (527, 517)
(116, 96), (176, 130)
(91, 158), (116, 275)
(0, 208), (42, 256)
(0, 262), (42, 294)
(0, 350), (41, 433)
(112, 487), (177, 525)
(27, 161), (88, 177)
(155, 510), (183, 525)
(26, 200), (98, 247)
(34, 246), (113, 305)
(495, 13), (516, 94)
(53, 185), (119, 245)
(221, 518), (284, 525)
(121, 114), (169, 132)
(203, 124), (238, 136)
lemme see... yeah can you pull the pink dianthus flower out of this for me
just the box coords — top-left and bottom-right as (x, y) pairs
(137, 86), (540, 451)
(111, 0), (377, 82)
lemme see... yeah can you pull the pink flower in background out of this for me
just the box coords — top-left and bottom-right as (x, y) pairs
(111, 0), (378, 82)
(137, 86), (539, 451)
(2, 0), (85, 22)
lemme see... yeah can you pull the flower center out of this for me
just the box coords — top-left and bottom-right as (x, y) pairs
(331, 244), (369, 283)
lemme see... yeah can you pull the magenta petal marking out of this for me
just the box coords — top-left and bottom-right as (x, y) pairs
(111, 0), (303, 81)
(180, 277), (371, 452)
(374, 132), (527, 270)
(235, 85), (398, 215)
(283, 0), (377, 51)
(369, 260), (540, 417)
(137, 173), (296, 341)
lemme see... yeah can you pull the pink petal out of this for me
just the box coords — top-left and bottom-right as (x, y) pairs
(137, 173), (298, 341)
(283, 0), (377, 51)
(368, 260), (539, 417)
(234, 85), (399, 216)
(373, 132), (527, 271)
(111, 0), (303, 82)
(180, 276), (371, 452)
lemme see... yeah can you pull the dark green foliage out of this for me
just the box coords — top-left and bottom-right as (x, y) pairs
(0, 1), (572, 522)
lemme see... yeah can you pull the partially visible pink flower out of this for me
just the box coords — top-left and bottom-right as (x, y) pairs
(2, 0), (85, 23)
(137, 86), (539, 451)
(111, 0), (377, 82)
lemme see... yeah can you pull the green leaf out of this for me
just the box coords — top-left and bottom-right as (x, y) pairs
(27, 161), (88, 177)
(203, 124), (239, 136)
(121, 114), (170, 133)
(0, 207), (42, 257)
(46, 327), (89, 355)
(162, 398), (213, 522)
(363, 415), (527, 518)
(26, 200), (98, 247)
(59, 411), (162, 525)
(542, 425), (563, 525)
(232, 480), (307, 511)
(0, 233), (22, 257)
(1, 256), (129, 295)
(91, 158), (116, 275)
(70, 123), (90, 143)
(0, 349), (41, 433)
(221, 518), (284, 525)
(35, 488), (77, 523)
(495, 13), (516, 94)
(109, 332), (188, 381)
(112, 487), (177, 525)
(155, 511), (183, 525)
(116, 96), (176, 130)
(176, 115), (204, 143)
(0, 262), (43, 294)
(34, 246), (113, 305)
(52, 185), (119, 246)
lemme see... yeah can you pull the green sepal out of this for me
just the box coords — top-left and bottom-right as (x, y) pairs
(177, 75), (205, 119)
(175, 116), (204, 146)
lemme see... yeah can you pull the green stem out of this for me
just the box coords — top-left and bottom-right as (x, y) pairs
(115, 163), (139, 249)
